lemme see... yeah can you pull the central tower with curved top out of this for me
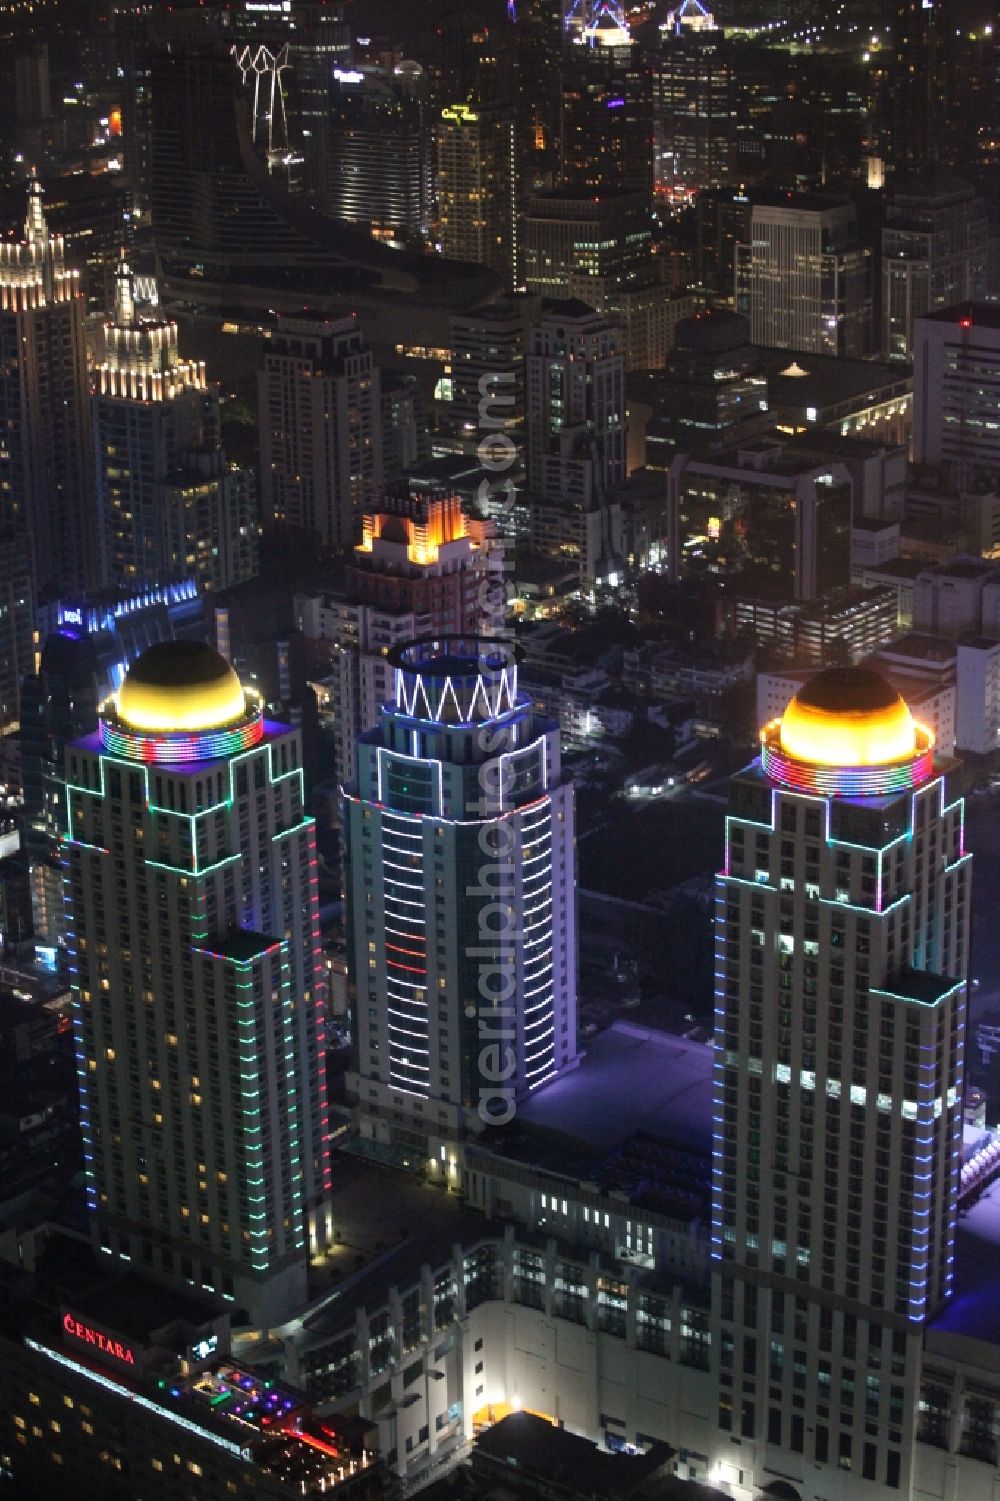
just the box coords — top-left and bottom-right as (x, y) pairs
(343, 636), (579, 1158)
(709, 665), (971, 1495)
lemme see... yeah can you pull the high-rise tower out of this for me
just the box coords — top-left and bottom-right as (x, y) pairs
(259, 313), (383, 548)
(735, 196), (871, 358)
(298, 489), (502, 793)
(526, 300), (626, 498)
(911, 304), (1000, 489)
(0, 172), (95, 600)
(881, 176), (987, 363)
(713, 666), (969, 1492)
(344, 637), (578, 1159)
(436, 103), (518, 290)
(65, 640), (329, 1326)
(94, 257), (258, 593)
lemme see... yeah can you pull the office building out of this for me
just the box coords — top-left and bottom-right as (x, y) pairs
(343, 636), (578, 1156)
(323, 67), (432, 242)
(911, 556), (1000, 640)
(695, 188), (753, 298)
(715, 665), (969, 1491)
(381, 374), (429, 484)
(886, 0), (949, 171)
(954, 637), (1000, 757)
(526, 301), (626, 498)
(447, 295), (540, 465)
(13, 42), (51, 124)
(912, 304), (1000, 488)
(0, 529), (35, 735)
(436, 103), (518, 289)
(560, 40), (651, 198)
(666, 440), (853, 602)
(296, 489), (502, 791)
(735, 195), (871, 358)
(882, 176), (987, 362)
(643, 308), (768, 465)
(650, 26), (733, 197)
(94, 258), (257, 593)
(529, 426), (626, 593)
(259, 314), (382, 548)
(522, 190), (652, 306)
(606, 282), (699, 373)
(65, 640), (329, 1325)
(284, 2), (355, 207)
(0, 172), (95, 600)
(737, 588), (898, 666)
(40, 171), (134, 316)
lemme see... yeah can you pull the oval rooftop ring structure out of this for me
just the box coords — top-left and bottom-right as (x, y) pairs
(778, 666), (917, 768)
(115, 639), (247, 733)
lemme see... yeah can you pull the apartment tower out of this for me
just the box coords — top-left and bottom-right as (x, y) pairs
(714, 666), (969, 1496)
(298, 489), (502, 792)
(259, 313), (383, 548)
(344, 636), (578, 1161)
(94, 257), (257, 592)
(65, 640), (330, 1326)
(0, 171), (94, 599)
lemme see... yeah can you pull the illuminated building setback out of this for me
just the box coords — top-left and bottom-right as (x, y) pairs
(712, 667), (970, 1493)
(300, 488), (502, 794)
(65, 640), (328, 1327)
(344, 638), (578, 1160)
(93, 257), (257, 593)
(0, 170), (94, 597)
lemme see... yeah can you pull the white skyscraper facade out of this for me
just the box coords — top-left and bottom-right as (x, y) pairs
(65, 640), (329, 1327)
(344, 637), (578, 1160)
(713, 666), (969, 1497)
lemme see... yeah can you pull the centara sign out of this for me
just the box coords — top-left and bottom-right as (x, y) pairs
(62, 1312), (138, 1368)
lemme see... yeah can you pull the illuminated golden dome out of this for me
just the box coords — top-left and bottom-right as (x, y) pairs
(778, 667), (917, 767)
(115, 640), (247, 733)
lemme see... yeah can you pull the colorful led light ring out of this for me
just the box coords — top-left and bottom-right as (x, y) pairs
(761, 728), (934, 798)
(99, 704), (264, 764)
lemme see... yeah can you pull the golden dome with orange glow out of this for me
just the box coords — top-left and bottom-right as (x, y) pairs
(778, 667), (918, 767)
(115, 640), (247, 733)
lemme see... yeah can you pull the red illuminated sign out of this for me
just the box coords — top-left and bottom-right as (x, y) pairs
(62, 1311), (138, 1369)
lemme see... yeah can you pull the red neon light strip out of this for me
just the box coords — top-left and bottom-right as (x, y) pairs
(280, 1426), (345, 1459)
